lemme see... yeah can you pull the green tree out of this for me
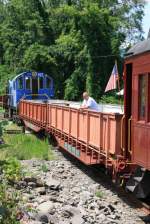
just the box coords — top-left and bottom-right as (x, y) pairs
(0, 0), (146, 99)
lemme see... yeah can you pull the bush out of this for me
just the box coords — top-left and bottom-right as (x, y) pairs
(3, 158), (23, 182)
(0, 158), (23, 224)
(0, 182), (21, 224)
(100, 95), (123, 105)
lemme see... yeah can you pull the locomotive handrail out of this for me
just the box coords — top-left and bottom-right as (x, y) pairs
(21, 93), (50, 100)
(121, 115), (125, 153)
(128, 116), (132, 154)
(17, 94), (50, 115)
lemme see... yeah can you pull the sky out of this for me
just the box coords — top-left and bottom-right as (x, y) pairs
(143, 0), (150, 38)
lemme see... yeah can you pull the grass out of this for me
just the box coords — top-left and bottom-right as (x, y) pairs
(0, 106), (5, 113)
(40, 163), (49, 172)
(3, 122), (22, 131)
(95, 190), (104, 198)
(0, 133), (55, 161)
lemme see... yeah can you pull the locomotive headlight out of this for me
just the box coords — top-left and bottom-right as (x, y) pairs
(32, 72), (37, 78)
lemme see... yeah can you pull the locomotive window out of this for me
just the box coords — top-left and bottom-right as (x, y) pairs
(13, 82), (15, 89)
(46, 77), (51, 89)
(18, 77), (23, 89)
(25, 77), (31, 90)
(139, 75), (146, 120)
(39, 77), (43, 89)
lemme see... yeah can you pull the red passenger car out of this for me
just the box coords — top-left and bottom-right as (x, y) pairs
(124, 38), (150, 198)
(124, 38), (150, 169)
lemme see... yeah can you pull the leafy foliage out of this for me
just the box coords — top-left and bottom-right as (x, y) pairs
(2, 158), (23, 182)
(0, 158), (22, 224)
(100, 95), (124, 105)
(0, 181), (20, 224)
(0, 0), (146, 100)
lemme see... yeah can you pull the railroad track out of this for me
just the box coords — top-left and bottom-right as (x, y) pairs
(91, 165), (150, 216)
(3, 129), (23, 134)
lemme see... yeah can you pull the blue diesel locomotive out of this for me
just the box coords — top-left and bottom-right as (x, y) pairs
(7, 71), (54, 117)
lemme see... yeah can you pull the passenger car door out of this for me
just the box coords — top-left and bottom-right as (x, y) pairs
(132, 74), (150, 170)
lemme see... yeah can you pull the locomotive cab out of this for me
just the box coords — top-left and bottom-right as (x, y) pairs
(7, 71), (54, 117)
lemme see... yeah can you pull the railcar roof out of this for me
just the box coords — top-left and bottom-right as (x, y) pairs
(11, 72), (25, 82)
(125, 38), (150, 58)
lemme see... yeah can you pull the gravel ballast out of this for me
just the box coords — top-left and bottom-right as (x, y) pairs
(17, 148), (147, 224)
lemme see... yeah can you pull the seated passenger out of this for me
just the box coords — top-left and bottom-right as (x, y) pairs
(80, 92), (99, 111)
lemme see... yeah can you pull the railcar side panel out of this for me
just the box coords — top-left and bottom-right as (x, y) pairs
(70, 109), (78, 138)
(62, 108), (70, 134)
(78, 112), (88, 142)
(56, 107), (63, 130)
(125, 52), (150, 170)
(89, 113), (100, 148)
(51, 107), (56, 128)
(132, 125), (147, 168)
(19, 101), (46, 131)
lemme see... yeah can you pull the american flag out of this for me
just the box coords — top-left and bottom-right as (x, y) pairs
(105, 62), (119, 92)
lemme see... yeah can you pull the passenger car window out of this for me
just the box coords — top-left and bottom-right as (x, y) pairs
(18, 77), (23, 89)
(139, 75), (146, 120)
(39, 77), (43, 89)
(46, 77), (51, 89)
(25, 77), (31, 90)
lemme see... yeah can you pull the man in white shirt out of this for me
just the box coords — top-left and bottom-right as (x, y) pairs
(80, 92), (99, 111)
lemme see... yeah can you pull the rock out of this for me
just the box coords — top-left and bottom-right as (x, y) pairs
(36, 179), (44, 187)
(108, 204), (115, 212)
(28, 194), (35, 200)
(97, 214), (106, 222)
(28, 182), (36, 188)
(62, 210), (73, 218)
(37, 201), (54, 214)
(72, 213), (84, 224)
(72, 187), (81, 193)
(62, 206), (84, 224)
(58, 221), (70, 224)
(36, 195), (50, 204)
(24, 176), (37, 183)
(45, 175), (61, 190)
(37, 201), (54, 223)
(39, 214), (49, 223)
(23, 221), (42, 224)
(16, 181), (27, 189)
(36, 187), (46, 195)
(49, 214), (59, 224)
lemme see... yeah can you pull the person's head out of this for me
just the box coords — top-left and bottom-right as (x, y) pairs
(83, 92), (89, 100)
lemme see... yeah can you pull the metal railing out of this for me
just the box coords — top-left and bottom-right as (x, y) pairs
(128, 116), (132, 154)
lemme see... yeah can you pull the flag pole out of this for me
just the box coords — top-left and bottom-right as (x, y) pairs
(115, 60), (120, 92)
(115, 60), (122, 106)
